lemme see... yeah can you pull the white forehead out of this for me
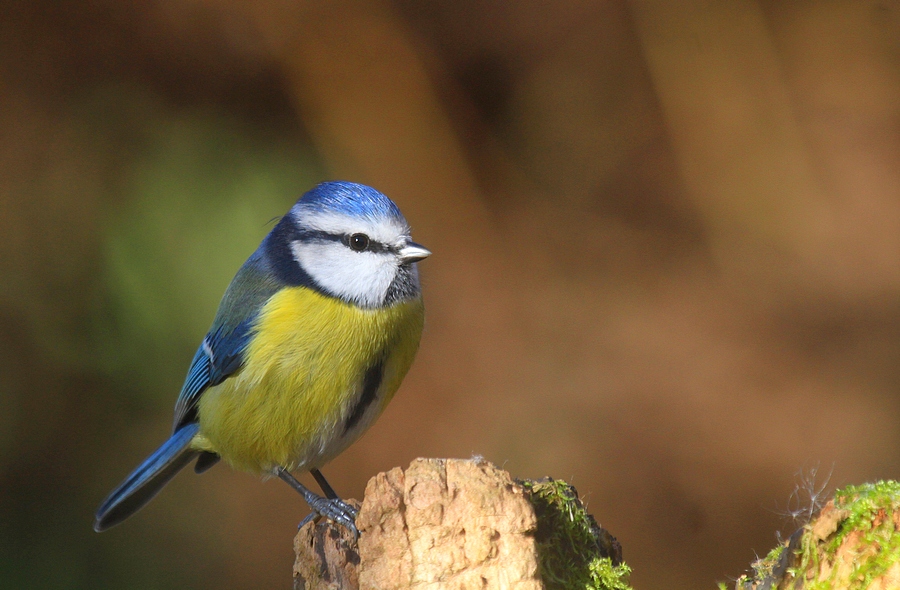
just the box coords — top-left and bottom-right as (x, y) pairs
(292, 205), (410, 244)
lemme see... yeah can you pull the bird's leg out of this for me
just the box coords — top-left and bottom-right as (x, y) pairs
(310, 468), (338, 499)
(275, 467), (359, 538)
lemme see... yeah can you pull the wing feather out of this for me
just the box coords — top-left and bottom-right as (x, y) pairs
(171, 320), (253, 431)
(170, 249), (280, 432)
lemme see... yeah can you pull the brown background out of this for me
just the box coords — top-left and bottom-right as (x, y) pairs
(2, 1), (900, 589)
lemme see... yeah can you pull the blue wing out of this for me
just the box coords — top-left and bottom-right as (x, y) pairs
(171, 319), (253, 432)
(171, 248), (282, 432)
(94, 242), (285, 531)
(94, 319), (256, 531)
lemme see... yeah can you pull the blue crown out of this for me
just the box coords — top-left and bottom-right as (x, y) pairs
(298, 182), (405, 222)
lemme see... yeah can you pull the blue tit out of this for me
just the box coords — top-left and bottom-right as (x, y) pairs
(94, 181), (430, 536)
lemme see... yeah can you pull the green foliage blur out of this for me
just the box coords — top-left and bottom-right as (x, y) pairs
(2, 82), (322, 588)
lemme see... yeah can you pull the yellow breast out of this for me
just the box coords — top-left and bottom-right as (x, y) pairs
(192, 287), (424, 474)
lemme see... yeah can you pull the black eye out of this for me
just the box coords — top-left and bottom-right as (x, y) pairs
(348, 233), (370, 252)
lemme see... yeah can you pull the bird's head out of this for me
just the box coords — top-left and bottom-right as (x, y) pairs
(268, 182), (430, 308)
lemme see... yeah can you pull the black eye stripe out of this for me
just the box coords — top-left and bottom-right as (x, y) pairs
(343, 233), (389, 253)
(295, 229), (342, 244)
(296, 230), (389, 253)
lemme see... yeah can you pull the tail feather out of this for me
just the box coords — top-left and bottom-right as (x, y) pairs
(94, 423), (201, 532)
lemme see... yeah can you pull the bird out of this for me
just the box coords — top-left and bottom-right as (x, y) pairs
(94, 181), (430, 537)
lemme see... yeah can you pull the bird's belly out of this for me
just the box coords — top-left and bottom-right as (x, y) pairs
(193, 287), (424, 475)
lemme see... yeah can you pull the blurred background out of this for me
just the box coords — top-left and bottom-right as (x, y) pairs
(2, 1), (899, 588)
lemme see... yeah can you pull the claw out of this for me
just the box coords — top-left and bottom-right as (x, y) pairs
(277, 467), (359, 539)
(297, 512), (317, 530)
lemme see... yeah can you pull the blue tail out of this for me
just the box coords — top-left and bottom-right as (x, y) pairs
(94, 423), (201, 532)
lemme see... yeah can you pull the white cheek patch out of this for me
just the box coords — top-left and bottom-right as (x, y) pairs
(291, 240), (397, 308)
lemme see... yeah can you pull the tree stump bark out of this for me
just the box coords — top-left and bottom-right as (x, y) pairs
(293, 457), (626, 590)
(295, 462), (900, 589)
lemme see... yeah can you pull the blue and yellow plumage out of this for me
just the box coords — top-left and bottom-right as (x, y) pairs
(94, 181), (429, 535)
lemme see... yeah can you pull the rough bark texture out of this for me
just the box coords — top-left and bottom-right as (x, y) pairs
(293, 500), (361, 590)
(294, 458), (543, 590)
(294, 463), (900, 590)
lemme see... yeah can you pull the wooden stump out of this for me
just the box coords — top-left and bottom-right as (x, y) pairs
(293, 457), (627, 590)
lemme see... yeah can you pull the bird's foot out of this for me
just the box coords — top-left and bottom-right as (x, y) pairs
(302, 495), (359, 537)
(276, 467), (359, 539)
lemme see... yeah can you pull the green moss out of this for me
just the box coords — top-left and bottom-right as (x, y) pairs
(732, 480), (900, 590)
(752, 544), (785, 581)
(815, 480), (900, 589)
(519, 478), (632, 590)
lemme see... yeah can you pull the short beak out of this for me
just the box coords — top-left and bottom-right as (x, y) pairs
(398, 241), (431, 264)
